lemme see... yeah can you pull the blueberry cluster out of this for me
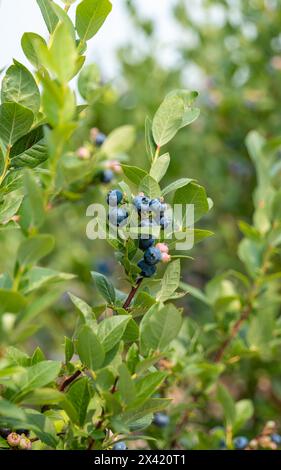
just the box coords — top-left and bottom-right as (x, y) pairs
(134, 194), (170, 277)
(106, 190), (171, 278)
(0, 428), (31, 450)
(233, 436), (249, 450)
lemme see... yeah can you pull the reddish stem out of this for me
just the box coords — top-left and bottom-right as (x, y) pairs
(122, 277), (143, 310)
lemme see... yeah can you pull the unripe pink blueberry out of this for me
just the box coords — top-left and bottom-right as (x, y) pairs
(77, 147), (90, 159)
(161, 253), (171, 263)
(156, 243), (169, 254)
(19, 437), (32, 450)
(7, 432), (21, 447)
(105, 160), (122, 174)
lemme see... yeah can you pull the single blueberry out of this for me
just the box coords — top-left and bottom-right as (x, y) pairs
(137, 259), (156, 278)
(108, 208), (128, 226)
(159, 216), (169, 229)
(113, 441), (127, 450)
(100, 169), (113, 183)
(133, 195), (150, 212)
(15, 428), (30, 437)
(271, 433), (281, 445)
(0, 428), (11, 438)
(144, 247), (162, 265)
(153, 413), (170, 428)
(107, 189), (123, 206)
(139, 237), (155, 250)
(234, 436), (249, 450)
(149, 198), (162, 214)
(95, 132), (106, 147)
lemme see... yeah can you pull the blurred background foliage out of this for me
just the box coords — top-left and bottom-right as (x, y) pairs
(1, 0), (281, 449)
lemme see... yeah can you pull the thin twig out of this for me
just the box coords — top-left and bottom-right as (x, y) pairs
(214, 304), (252, 362)
(59, 369), (82, 391)
(122, 277), (143, 310)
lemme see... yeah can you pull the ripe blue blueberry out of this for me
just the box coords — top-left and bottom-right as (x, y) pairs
(144, 247), (162, 265)
(149, 198), (162, 213)
(234, 436), (249, 449)
(108, 208), (128, 226)
(107, 189), (123, 206)
(159, 216), (169, 229)
(100, 169), (113, 183)
(113, 441), (127, 450)
(0, 428), (11, 438)
(95, 132), (106, 147)
(139, 237), (155, 250)
(16, 428), (30, 437)
(153, 413), (170, 428)
(133, 195), (150, 212)
(137, 259), (156, 278)
(271, 433), (281, 445)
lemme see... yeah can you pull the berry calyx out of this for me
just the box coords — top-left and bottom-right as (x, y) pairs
(144, 247), (162, 265)
(153, 413), (170, 428)
(107, 189), (123, 206)
(137, 259), (156, 278)
(113, 441), (127, 450)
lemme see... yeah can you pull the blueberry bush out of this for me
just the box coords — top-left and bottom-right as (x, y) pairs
(0, 0), (281, 452)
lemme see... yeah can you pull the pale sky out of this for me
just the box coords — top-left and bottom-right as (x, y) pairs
(0, 0), (182, 78)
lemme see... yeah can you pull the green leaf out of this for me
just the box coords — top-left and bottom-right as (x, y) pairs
(20, 170), (45, 229)
(121, 165), (147, 186)
(145, 116), (156, 159)
(140, 303), (182, 354)
(162, 178), (193, 197)
(0, 103), (34, 147)
(14, 360), (61, 399)
(0, 190), (23, 225)
(150, 153), (170, 182)
(48, 22), (77, 83)
(36, 0), (59, 33)
(118, 364), (136, 404)
(121, 398), (171, 425)
(156, 259), (181, 303)
(68, 292), (96, 324)
(91, 271), (116, 304)
(167, 89), (200, 128)
(10, 126), (47, 169)
(1, 61), (40, 114)
(102, 125), (136, 156)
(134, 371), (167, 406)
(174, 182), (209, 223)
(0, 289), (27, 314)
(78, 63), (101, 101)
(152, 95), (184, 146)
(77, 324), (105, 370)
(17, 234), (55, 266)
(179, 281), (210, 305)
(65, 377), (91, 427)
(233, 400), (254, 433)
(21, 33), (47, 68)
(97, 315), (131, 352)
(41, 78), (75, 127)
(217, 384), (236, 427)
(139, 175), (161, 198)
(23, 267), (74, 294)
(64, 337), (74, 363)
(76, 0), (112, 42)
(22, 388), (64, 406)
